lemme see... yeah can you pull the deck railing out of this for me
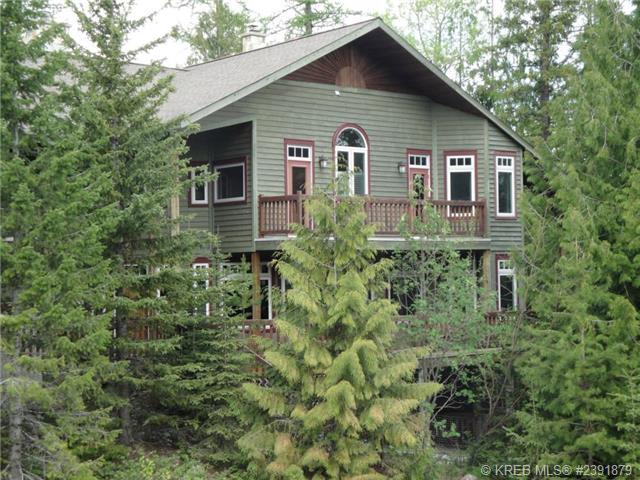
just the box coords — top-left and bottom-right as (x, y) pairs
(258, 194), (486, 237)
(239, 311), (518, 343)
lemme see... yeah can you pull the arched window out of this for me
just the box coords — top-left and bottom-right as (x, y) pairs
(334, 126), (368, 195)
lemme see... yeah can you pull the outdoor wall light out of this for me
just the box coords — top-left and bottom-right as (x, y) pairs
(319, 155), (329, 169)
(397, 162), (407, 174)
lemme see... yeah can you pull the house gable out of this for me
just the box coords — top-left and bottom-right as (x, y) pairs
(285, 42), (419, 94)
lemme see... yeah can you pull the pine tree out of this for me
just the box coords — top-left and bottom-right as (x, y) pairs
(67, 0), (250, 455)
(239, 189), (440, 478)
(1, 1), (118, 477)
(511, 0), (640, 467)
(172, 0), (251, 64)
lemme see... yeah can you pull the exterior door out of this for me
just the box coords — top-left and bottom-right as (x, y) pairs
(409, 169), (430, 201)
(286, 161), (311, 195)
(286, 161), (311, 227)
(335, 147), (367, 195)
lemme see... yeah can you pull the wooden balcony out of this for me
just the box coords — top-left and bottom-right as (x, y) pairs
(240, 311), (518, 344)
(258, 194), (486, 237)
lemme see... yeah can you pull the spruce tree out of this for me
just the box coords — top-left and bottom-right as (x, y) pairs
(68, 0), (251, 458)
(511, 0), (640, 468)
(239, 189), (440, 479)
(1, 0), (118, 477)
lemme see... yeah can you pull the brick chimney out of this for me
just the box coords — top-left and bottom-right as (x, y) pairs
(241, 23), (266, 52)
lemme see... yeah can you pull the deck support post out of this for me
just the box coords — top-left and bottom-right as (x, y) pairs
(251, 251), (261, 320)
(482, 250), (491, 291)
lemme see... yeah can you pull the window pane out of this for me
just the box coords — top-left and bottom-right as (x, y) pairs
(499, 274), (515, 310)
(354, 152), (365, 195)
(450, 171), (472, 200)
(336, 128), (365, 147)
(194, 173), (206, 201)
(260, 279), (270, 319)
(337, 151), (348, 172)
(288, 147), (294, 157)
(217, 165), (244, 199)
(291, 166), (307, 194)
(413, 174), (425, 200)
(498, 171), (513, 214)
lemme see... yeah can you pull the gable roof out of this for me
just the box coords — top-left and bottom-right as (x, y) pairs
(160, 18), (534, 155)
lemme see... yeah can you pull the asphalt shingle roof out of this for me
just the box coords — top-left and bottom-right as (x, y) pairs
(158, 20), (373, 121)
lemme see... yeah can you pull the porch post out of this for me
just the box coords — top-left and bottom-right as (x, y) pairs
(251, 251), (261, 320)
(481, 250), (491, 291)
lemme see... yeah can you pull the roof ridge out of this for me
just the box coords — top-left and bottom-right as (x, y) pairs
(184, 17), (379, 70)
(126, 60), (188, 72)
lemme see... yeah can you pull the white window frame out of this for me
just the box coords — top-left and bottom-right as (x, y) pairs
(286, 144), (313, 162)
(408, 153), (430, 169)
(497, 257), (517, 311)
(213, 162), (246, 204)
(446, 154), (476, 202)
(495, 155), (516, 217)
(190, 167), (208, 206)
(192, 262), (210, 316)
(334, 127), (368, 196)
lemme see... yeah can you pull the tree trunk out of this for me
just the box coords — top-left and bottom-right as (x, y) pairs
(8, 336), (24, 480)
(304, 1), (312, 36)
(114, 315), (133, 445)
(538, 2), (552, 140)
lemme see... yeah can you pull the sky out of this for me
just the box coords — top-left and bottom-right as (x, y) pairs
(55, 0), (393, 68)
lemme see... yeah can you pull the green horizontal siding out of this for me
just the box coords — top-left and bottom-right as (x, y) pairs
(181, 123), (254, 252)
(487, 122), (524, 252)
(194, 79), (525, 254)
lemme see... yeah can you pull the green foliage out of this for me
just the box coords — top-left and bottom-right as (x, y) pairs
(508, 0), (640, 468)
(382, 0), (488, 89)
(474, 0), (584, 141)
(67, 0), (252, 466)
(102, 452), (209, 480)
(1, 0), (118, 477)
(239, 188), (441, 478)
(265, 0), (359, 38)
(172, 0), (251, 64)
(144, 253), (254, 467)
(390, 203), (514, 446)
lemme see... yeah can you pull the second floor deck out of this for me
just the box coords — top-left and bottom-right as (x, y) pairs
(258, 194), (487, 238)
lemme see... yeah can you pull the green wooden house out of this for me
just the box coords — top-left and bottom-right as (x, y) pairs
(158, 18), (532, 326)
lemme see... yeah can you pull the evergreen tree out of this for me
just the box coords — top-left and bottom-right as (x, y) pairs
(474, 0), (584, 141)
(68, 0), (251, 459)
(266, 0), (360, 38)
(382, 0), (488, 89)
(239, 189), (440, 478)
(172, 0), (251, 64)
(390, 206), (504, 442)
(511, 0), (640, 468)
(143, 249), (253, 468)
(1, 0), (118, 477)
